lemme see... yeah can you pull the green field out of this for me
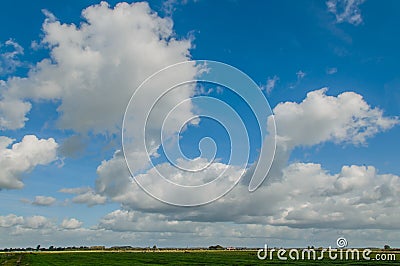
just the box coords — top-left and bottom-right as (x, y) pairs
(1, 251), (399, 265)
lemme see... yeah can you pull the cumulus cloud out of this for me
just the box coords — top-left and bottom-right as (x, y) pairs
(96, 149), (245, 206)
(327, 0), (365, 25)
(71, 190), (107, 206)
(99, 209), (212, 234)
(61, 218), (82, 230)
(0, 135), (58, 189)
(59, 187), (106, 206)
(264, 163), (400, 230)
(272, 88), (398, 148)
(0, 1), (195, 133)
(0, 214), (24, 228)
(2, 212), (311, 248)
(89, 88), (399, 234)
(25, 216), (52, 229)
(261, 88), (398, 181)
(97, 161), (400, 230)
(0, 214), (82, 231)
(89, 160), (400, 247)
(0, 97), (31, 130)
(2, 192), (400, 248)
(98, 210), (136, 231)
(32, 196), (56, 206)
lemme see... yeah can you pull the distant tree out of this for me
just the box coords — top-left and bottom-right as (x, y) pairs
(209, 245), (224, 250)
(36, 245), (41, 251)
(153, 245), (157, 249)
(384, 245), (391, 250)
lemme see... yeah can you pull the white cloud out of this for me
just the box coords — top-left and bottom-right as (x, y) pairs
(9, 86), (390, 246)
(265, 163), (400, 230)
(2, 192), (400, 248)
(71, 190), (107, 206)
(259, 87), (398, 182)
(95, 149), (244, 207)
(97, 161), (400, 230)
(272, 88), (398, 148)
(74, 159), (399, 247)
(61, 218), (82, 230)
(0, 97), (31, 130)
(0, 214), (24, 227)
(32, 196), (56, 206)
(0, 39), (24, 75)
(327, 0), (365, 26)
(262, 75), (279, 94)
(0, 1), (195, 133)
(60, 187), (106, 206)
(98, 209), (136, 231)
(24, 216), (52, 229)
(0, 135), (58, 189)
(89, 88), (399, 235)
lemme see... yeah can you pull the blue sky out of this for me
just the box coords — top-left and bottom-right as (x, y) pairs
(0, 0), (399, 248)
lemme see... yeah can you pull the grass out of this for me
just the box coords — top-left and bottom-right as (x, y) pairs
(1, 250), (399, 265)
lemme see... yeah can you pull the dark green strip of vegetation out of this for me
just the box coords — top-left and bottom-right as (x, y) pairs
(1, 251), (398, 265)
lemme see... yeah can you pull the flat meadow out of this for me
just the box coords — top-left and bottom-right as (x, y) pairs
(1, 250), (399, 265)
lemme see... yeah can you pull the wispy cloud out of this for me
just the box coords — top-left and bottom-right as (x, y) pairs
(162, 0), (192, 16)
(60, 187), (106, 207)
(289, 70), (307, 89)
(32, 196), (56, 206)
(262, 75), (279, 94)
(296, 70), (306, 80)
(0, 39), (24, 76)
(326, 0), (365, 26)
(326, 67), (338, 74)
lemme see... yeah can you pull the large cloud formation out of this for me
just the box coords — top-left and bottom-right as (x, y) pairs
(0, 1), (399, 248)
(83, 88), (399, 235)
(0, 1), (196, 195)
(0, 1), (194, 134)
(265, 88), (398, 180)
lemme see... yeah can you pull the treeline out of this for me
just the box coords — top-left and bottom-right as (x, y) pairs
(0, 245), (250, 252)
(0, 246), (100, 252)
